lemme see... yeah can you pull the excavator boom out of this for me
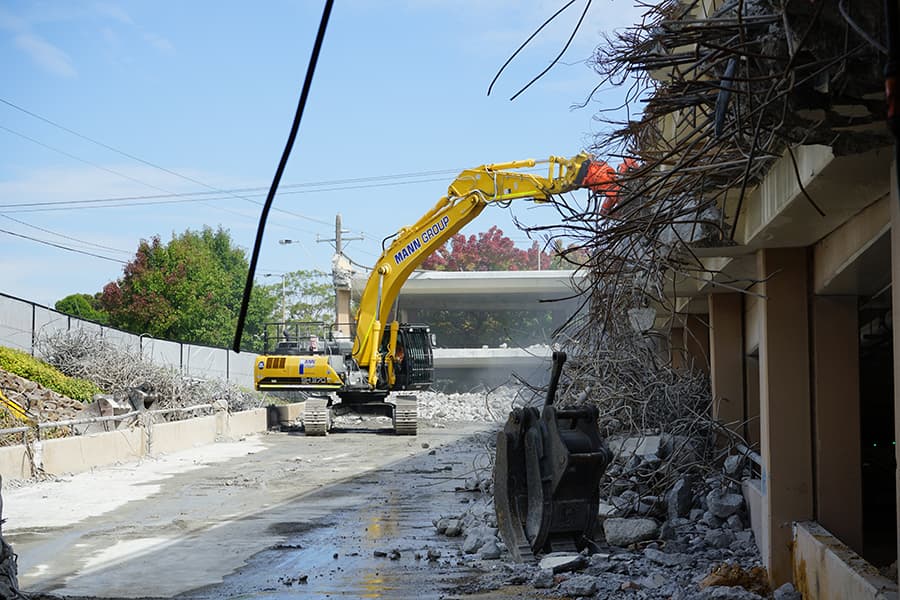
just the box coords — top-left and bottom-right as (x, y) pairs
(352, 153), (592, 387)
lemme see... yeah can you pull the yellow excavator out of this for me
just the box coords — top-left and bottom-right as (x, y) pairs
(253, 153), (596, 435)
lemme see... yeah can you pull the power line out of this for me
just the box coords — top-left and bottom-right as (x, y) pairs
(0, 122), (326, 232)
(0, 227), (126, 263)
(0, 175), (453, 213)
(0, 96), (290, 215)
(1, 96), (461, 227)
(0, 124), (177, 196)
(0, 214), (131, 254)
(0, 169), (467, 209)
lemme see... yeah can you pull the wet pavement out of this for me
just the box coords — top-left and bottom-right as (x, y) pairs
(6, 422), (500, 599)
(182, 435), (490, 598)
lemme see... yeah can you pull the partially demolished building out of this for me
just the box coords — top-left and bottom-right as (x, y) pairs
(552, 0), (898, 594)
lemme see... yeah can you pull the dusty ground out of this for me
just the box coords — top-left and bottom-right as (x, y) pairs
(5, 420), (502, 599)
(4, 386), (773, 600)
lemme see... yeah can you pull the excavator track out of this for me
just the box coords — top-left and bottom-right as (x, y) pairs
(304, 397), (331, 436)
(391, 395), (418, 436)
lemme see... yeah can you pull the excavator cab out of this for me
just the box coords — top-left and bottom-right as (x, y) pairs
(387, 323), (434, 391)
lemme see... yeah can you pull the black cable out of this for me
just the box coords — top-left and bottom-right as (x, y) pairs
(233, 0), (334, 352)
(487, 0), (576, 97)
(509, 0), (592, 102)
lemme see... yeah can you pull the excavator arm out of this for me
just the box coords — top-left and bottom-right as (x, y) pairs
(352, 152), (593, 388)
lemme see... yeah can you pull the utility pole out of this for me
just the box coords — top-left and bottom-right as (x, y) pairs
(317, 214), (363, 334)
(318, 214), (363, 257)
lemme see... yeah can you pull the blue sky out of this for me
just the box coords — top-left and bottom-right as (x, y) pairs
(0, 0), (644, 307)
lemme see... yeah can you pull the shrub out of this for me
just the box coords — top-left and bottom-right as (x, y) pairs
(0, 346), (102, 402)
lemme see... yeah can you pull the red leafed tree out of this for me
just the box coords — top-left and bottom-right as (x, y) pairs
(422, 226), (554, 271)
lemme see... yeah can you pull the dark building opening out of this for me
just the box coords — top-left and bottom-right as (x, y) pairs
(859, 291), (896, 568)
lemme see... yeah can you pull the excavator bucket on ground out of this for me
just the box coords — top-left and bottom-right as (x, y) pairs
(494, 351), (612, 562)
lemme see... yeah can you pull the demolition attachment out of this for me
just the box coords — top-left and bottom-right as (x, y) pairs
(494, 351), (612, 562)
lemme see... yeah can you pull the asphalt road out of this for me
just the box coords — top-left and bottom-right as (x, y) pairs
(4, 421), (502, 599)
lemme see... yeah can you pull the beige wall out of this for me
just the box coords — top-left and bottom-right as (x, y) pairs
(222, 408), (268, 439)
(794, 522), (898, 599)
(149, 415), (218, 456)
(1, 408), (271, 480)
(0, 446), (30, 480)
(41, 428), (146, 476)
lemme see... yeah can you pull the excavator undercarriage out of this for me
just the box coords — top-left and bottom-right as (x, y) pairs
(255, 321), (430, 436)
(494, 351), (612, 561)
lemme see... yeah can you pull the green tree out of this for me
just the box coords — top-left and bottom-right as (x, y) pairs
(285, 269), (333, 322)
(99, 227), (278, 349)
(55, 293), (109, 324)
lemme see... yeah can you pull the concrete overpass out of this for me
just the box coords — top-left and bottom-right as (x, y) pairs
(363, 269), (589, 312)
(350, 270), (587, 389)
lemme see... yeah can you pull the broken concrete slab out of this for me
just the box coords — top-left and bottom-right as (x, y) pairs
(538, 552), (587, 573)
(644, 547), (690, 567)
(706, 489), (744, 519)
(603, 517), (659, 547)
(666, 477), (694, 520)
(607, 434), (664, 458)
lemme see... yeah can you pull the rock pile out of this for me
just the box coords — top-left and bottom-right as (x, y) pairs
(0, 369), (84, 437)
(0, 369), (85, 422)
(417, 386), (524, 425)
(445, 438), (777, 599)
(433, 494), (503, 561)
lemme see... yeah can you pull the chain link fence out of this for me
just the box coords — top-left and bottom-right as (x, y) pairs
(0, 292), (257, 386)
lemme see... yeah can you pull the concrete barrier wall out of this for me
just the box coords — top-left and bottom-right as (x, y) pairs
(0, 407), (272, 480)
(741, 479), (766, 566)
(793, 521), (898, 599)
(149, 415), (218, 455)
(0, 445), (30, 479)
(41, 428), (145, 476)
(223, 408), (267, 439)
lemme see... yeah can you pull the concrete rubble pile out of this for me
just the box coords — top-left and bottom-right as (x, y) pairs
(436, 451), (787, 599)
(36, 328), (265, 417)
(419, 301), (770, 595)
(417, 386), (524, 425)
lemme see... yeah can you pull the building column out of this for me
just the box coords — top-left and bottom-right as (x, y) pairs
(757, 247), (814, 586)
(335, 288), (352, 338)
(709, 294), (745, 434)
(811, 295), (863, 554)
